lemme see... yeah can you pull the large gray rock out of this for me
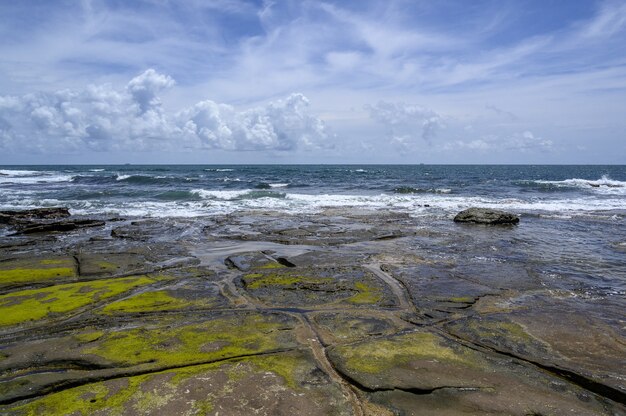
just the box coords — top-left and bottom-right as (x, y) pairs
(454, 207), (519, 225)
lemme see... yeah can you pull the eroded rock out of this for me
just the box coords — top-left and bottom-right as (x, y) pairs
(454, 207), (520, 225)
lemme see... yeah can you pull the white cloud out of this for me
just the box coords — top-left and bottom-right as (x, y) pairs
(0, 69), (330, 154)
(446, 130), (553, 153)
(366, 101), (444, 148)
(580, 0), (626, 39)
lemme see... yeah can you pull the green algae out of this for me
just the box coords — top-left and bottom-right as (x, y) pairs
(244, 273), (312, 290)
(464, 319), (536, 344)
(0, 258), (76, 286)
(9, 372), (147, 416)
(74, 330), (105, 343)
(101, 289), (197, 314)
(243, 272), (332, 290)
(0, 277), (154, 327)
(347, 281), (383, 305)
(258, 262), (286, 269)
(8, 352), (308, 416)
(83, 313), (295, 367)
(333, 331), (475, 374)
(448, 296), (475, 303)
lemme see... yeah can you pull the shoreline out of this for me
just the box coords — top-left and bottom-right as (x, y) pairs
(0, 208), (624, 414)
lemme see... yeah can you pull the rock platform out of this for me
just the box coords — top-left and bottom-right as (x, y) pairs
(0, 209), (624, 415)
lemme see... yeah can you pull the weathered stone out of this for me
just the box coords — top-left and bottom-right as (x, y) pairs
(12, 219), (105, 235)
(453, 207), (519, 224)
(0, 207), (70, 225)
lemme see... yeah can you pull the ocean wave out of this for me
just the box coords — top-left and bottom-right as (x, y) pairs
(0, 169), (41, 176)
(522, 175), (626, 194)
(256, 182), (290, 189)
(0, 172), (74, 184)
(5, 190), (626, 219)
(115, 174), (178, 184)
(89, 168), (105, 172)
(393, 187), (452, 194)
(205, 168), (234, 172)
(191, 189), (286, 200)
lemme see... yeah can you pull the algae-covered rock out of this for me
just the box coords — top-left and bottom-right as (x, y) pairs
(313, 312), (402, 344)
(0, 276), (155, 328)
(2, 350), (352, 416)
(240, 265), (396, 308)
(327, 330), (619, 415)
(0, 257), (77, 288)
(445, 295), (626, 404)
(100, 280), (229, 315)
(0, 312), (302, 405)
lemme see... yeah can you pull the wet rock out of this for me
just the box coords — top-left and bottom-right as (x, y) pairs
(454, 207), (519, 225)
(239, 264), (397, 308)
(0, 207), (70, 225)
(327, 330), (619, 415)
(445, 294), (626, 404)
(12, 219), (105, 235)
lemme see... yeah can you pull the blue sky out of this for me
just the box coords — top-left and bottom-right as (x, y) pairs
(0, 0), (625, 164)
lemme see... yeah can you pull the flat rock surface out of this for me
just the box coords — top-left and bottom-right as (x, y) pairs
(0, 210), (624, 415)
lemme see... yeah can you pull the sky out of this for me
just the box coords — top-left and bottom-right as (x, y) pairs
(0, 0), (625, 164)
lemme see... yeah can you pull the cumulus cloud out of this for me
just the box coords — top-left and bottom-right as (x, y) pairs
(366, 101), (444, 149)
(446, 131), (553, 152)
(0, 70), (329, 154)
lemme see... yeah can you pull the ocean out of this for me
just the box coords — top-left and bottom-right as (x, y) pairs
(1, 164), (625, 219)
(3, 164), (624, 299)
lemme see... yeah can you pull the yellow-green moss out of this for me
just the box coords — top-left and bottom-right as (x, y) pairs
(83, 314), (293, 367)
(9, 350), (313, 415)
(335, 332), (476, 374)
(39, 259), (69, 266)
(466, 319), (535, 344)
(74, 330), (105, 343)
(10, 372), (147, 416)
(243, 272), (332, 290)
(0, 258), (76, 286)
(347, 281), (383, 305)
(101, 290), (192, 314)
(250, 353), (301, 389)
(258, 262), (286, 269)
(448, 296), (475, 303)
(0, 277), (154, 327)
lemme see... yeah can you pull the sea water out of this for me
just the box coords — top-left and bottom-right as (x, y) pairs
(1, 165), (625, 218)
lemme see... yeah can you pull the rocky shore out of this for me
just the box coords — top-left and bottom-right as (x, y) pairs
(0, 208), (624, 415)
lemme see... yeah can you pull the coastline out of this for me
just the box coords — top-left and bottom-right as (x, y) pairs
(0, 208), (624, 415)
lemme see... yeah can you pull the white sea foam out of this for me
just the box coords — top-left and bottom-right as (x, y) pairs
(3, 188), (625, 219)
(205, 168), (234, 172)
(0, 169), (41, 176)
(191, 189), (252, 200)
(0, 172), (74, 184)
(89, 169), (105, 172)
(269, 183), (289, 188)
(116, 174), (131, 181)
(534, 175), (626, 194)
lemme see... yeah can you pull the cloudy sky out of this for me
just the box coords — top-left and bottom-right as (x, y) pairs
(1, 0), (625, 164)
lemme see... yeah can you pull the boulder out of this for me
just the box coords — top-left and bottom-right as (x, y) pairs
(454, 207), (519, 225)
